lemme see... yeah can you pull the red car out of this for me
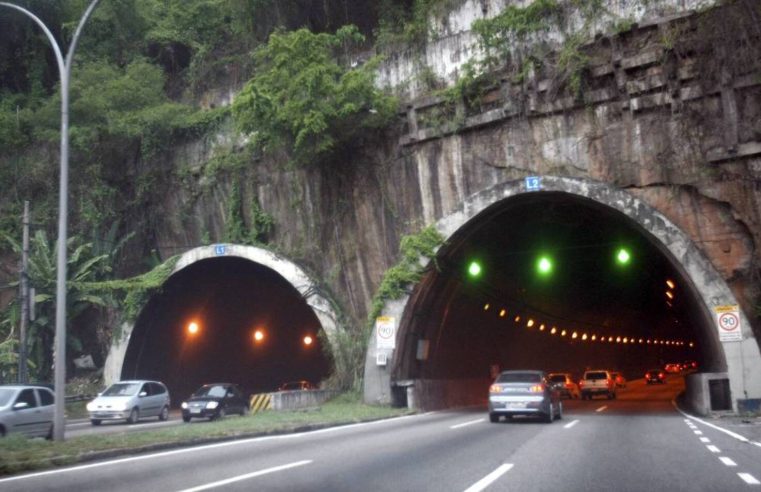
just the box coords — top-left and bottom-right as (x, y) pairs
(645, 369), (666, 384)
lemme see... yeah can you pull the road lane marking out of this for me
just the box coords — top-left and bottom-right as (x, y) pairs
(677, 407), (760, 449)
(451, 418), (485, 429)
(706, 445), (720, 453)
(595, 406), (607, 413)
(0, 412), (425, 483)
(700, 437), (710, 443)
(738, 473), (761, 485)
(176, 460), (312, 492)
(719, 457), (737, 467)
(464, 464), (514, 492)
(694, 430), (703, 435)
(563, 419), (579, 429)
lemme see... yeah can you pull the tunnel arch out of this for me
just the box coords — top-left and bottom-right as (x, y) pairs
(364, 176), (761, 412)
(104, 244), (341, 389)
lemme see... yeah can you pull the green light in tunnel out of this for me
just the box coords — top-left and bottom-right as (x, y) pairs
(615, 247), (631, 265)
(467, 260), (482, 278)
(536, 256), (553, 276)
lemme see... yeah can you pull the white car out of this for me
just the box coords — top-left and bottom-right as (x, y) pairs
(87, 380), (170, 425)
(0, 385), (55, 439)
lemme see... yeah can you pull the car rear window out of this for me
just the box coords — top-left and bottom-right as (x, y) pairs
(497, 372), (542, 383)
(585, 372), (608, 380)
(549, 375), (566, 383)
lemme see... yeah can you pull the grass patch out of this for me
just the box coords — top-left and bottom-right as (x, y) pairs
(0, 395), (411, 476)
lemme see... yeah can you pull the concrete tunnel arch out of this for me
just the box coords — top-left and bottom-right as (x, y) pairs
(103, 244), (342, 387)
(364, 176), (761, 413)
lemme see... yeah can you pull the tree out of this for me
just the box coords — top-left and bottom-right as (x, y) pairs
(232, 25), (397, 166)
(1, 230), (117, 381)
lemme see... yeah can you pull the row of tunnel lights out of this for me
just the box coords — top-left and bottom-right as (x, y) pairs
(186, 321), (315, 347)
(481, 303), (695, 348)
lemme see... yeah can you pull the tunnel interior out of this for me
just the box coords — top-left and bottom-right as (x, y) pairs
(121, 257), (331, 403)
(394, 192), (718, 389)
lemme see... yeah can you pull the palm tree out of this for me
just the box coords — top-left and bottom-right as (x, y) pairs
(2, 230), (116, 381)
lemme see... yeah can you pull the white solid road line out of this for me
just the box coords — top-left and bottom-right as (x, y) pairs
(595, 406), (607, 413)
(176, 460), (312, 492)
(563, 419), (579, 429)
(719, 457), (737, 467)
(738, 473), (761, 485)
(464, 464), (514, 492)
(0, 413), (424, 483)
(677, 405), (761, 449)
(450, 418), (485, 429)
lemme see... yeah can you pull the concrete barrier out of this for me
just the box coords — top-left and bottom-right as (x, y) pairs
(270, 389), (338, 410)
(249, 393), (272, 413)
(685, 372), (732, 416)
(404, 378), (491, 411)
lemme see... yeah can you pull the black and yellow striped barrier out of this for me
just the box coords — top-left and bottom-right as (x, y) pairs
(249, 393), (272, 413)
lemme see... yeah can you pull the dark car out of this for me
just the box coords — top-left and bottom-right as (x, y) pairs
(181, 383), (249, 422)
(488, 370), (562, 423)
(645, 369), (666, 384)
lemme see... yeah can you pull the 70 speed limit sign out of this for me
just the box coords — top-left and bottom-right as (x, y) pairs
(715, 305), (742, 342)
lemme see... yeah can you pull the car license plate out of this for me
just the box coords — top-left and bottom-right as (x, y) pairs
(191, 409), (201, 414)
(506, 402), (526, 409)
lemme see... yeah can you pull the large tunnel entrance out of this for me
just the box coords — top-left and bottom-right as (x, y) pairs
(396, 192), (710, 386)
(120, 255), (331, 403)
(366, 177), (761, 412)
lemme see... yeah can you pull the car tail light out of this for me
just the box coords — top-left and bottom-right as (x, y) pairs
(659, 372), (665, 378)
(529, 384), (544, 393)
(578, 380), (584, 387)
(489, 385), (502, 393)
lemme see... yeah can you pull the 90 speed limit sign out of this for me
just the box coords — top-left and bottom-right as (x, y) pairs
(715, 305), (742, 342)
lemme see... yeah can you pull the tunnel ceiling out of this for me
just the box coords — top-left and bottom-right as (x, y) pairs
(122, 257), (331, 402)
(400, 192), (706, 380)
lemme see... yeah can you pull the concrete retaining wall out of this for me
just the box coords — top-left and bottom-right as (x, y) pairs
(271, 390), (339, 411)
(408, 378), (491, 411)
(685, 372), (732, 416)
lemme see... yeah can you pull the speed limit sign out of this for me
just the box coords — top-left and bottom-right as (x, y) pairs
(715, 305), (742, 342)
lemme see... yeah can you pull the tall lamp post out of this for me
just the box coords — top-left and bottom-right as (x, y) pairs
(0, 0), (103, 441)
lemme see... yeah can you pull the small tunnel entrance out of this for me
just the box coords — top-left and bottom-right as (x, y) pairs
(391, 191), (721, 409)
(121, 256), (331, 403)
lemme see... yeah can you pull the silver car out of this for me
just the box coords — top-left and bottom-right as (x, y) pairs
(0, 385), (55, 439)
(488, 370), (562, 423)
(87, 380), (170, 425)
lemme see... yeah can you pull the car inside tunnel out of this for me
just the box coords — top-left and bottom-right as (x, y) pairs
(121, 257), (331, 405)
(392, 192), (717, 407)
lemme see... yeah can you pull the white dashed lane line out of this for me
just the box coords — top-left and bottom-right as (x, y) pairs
(450, 419), (485, 429)
(720, 457), (738, 467)
(595, 406), (607, 413)
(463, 464), (514, 492)
(684, 419), (761, 487)
(738, 473), (761, 485)
(563, 419), (579, 429)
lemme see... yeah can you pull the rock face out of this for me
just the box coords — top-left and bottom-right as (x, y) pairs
(149, 0), (761, 350)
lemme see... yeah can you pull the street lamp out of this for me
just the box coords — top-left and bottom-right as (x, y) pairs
(0, 0), (103, 441)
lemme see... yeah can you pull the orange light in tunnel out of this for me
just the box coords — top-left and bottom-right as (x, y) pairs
(539, 324), (545, 331)
(561, 330), (567, 337)
(608, 336), (614, 342)
(253, 329), (265, 343)
(623, 337), (628, 344)
(666, 291), (674, 300)
(571, 331), (578, 339)
(666, 279), (675, 289)
(689, 342), (695, 348)
(303, 335), (314, 346)
(616, 336), (621, 343)
(527, 319), (534, 328)
(591, 334), (597, 341)
(550, 327), (557, 335)
(581, 333), (588, 341)
(187, 321), (200, 335)
(499, 309), (506, 317)
(514, 315), (521, 323)
(484, 303), (490, 311)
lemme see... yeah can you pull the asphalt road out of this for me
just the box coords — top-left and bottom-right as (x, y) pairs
(4, 375), (761, 491)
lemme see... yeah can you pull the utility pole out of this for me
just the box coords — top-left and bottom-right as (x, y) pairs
(18, 200), (30, 383)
